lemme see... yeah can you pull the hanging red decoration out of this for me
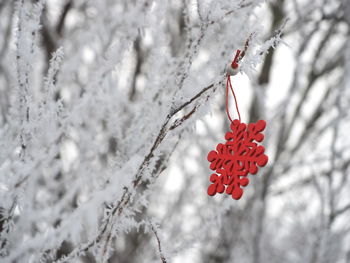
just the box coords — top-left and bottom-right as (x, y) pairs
(207, 49), (268, 200)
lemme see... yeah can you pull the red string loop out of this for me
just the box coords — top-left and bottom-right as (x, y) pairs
(226, 50), (241, 123)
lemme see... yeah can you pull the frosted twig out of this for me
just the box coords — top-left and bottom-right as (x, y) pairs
(149, 220), (167, 263)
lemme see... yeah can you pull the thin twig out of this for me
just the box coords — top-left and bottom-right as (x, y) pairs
(149, 221), (167, 263)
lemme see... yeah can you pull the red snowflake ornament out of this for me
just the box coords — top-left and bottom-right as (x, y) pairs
(206, 48), (268, 200)
(207, 120), (268, 200)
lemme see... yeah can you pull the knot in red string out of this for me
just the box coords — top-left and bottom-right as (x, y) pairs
(231, 49), (241, 70)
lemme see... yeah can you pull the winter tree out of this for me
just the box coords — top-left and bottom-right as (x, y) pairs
(0, 0), (350, 262)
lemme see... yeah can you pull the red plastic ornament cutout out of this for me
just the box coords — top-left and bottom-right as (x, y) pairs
(207, 50), (268, 200)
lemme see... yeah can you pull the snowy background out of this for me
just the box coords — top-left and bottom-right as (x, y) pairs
(0, 0), (350, 262)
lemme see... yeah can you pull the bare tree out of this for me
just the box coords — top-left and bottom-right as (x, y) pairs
(0, 0), (349, 263)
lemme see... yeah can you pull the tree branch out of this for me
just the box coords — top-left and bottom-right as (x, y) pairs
(52, 78), (223, 262)
(150, 221), (167, 263)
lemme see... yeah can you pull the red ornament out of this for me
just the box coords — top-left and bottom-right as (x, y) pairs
(207, 119), (268, 199)
(207, 50), (268, 200)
